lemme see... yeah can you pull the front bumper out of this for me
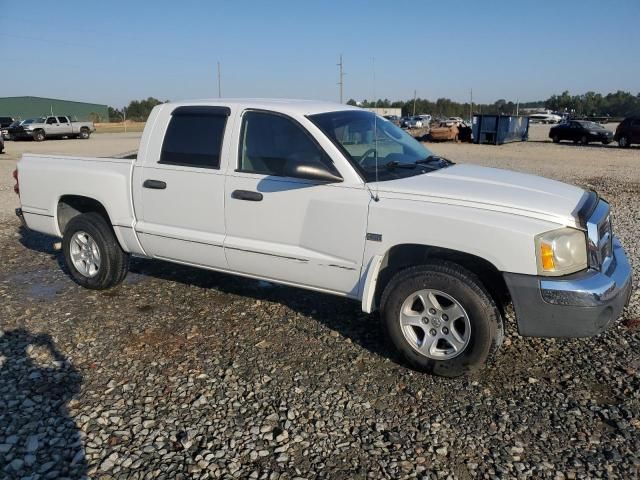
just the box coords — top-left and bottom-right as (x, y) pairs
(504, 238), (632, 337)
(590, 132), (613, 142)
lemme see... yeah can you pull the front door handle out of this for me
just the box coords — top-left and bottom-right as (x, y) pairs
(143, 179), (167, 189)
(231, 189), (263, 201)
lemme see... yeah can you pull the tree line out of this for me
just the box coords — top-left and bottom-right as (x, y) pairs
(348, 90), (640, 118)
(108, 90), (639, 122)
(108, 97), (167, 122)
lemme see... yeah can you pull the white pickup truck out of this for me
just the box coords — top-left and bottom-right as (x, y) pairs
(14, 99), (632, 377)
(11, 115), (95, 141)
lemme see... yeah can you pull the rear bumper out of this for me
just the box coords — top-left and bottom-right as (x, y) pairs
(504, 238), (632, 337)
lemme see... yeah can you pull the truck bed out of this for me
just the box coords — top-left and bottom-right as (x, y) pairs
(18, 153), (137, 243)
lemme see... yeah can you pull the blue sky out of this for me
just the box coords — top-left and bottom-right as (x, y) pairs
(2, 0), (639, 107)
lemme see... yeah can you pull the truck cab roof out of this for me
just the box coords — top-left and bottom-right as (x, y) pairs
(163, 98), (360, 116)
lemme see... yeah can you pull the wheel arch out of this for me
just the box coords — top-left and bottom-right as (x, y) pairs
(363, 243), (510, 315)
(57, 195), (111, 234)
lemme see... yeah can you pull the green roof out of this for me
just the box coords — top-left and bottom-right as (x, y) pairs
(0, 96), (109, 122)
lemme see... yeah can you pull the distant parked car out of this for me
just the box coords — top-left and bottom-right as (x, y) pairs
(0, 116), (14, 128)
(0, 116), (14, 139)
(614, 116), (640, 148)
(6, 119), (28, 140)
(529, 113), (562, 124)
(406, 116), (425, 129)
(0, 131), (4, 153)
(549, 120), (614, 145)
(10, 115), (95, 141)
(429, 121), (472, 142)
(383, 115), (401, 126)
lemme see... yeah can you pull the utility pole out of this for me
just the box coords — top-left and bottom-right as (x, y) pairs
(412, 90), (417, 116)
(217, 62), (222, 98)
(470, 88), (473, 122)
(516, 99), (519, 116)
(122, 106), (127, 133)
(337, 54), (345, 103)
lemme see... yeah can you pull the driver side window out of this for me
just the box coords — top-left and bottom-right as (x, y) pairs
(238, 111), (338, 178)
(46, 117), (58, 125)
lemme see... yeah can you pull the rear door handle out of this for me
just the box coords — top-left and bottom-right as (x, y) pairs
(143, 179), (167, 190)
(231, 189), (263, 201)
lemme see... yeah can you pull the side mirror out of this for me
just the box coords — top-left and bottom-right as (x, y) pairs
(286, 162), (343, 183)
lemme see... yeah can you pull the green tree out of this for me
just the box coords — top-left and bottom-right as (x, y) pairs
(125, 97), (167, 121)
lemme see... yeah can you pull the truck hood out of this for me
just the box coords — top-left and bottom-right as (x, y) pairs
(374, 164), (587, 226)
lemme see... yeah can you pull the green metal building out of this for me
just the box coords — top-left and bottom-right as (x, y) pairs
(0, 96), (109, 122)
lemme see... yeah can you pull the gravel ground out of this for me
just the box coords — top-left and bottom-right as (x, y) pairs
(0, 127), (639, 479)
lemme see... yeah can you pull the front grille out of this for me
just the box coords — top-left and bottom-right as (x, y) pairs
(586, 200), (613, 271)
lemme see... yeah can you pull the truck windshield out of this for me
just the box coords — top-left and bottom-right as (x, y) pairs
(308, 110), (446, 182)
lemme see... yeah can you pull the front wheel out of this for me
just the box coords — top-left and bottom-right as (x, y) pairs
(62, 212), (129, 290)
(33, 130), (45, 142)
(618, 136), (629, 148)
(552, 134), (560, 143)
(380, 262), (503, 377)
(580, 135), (589, 145)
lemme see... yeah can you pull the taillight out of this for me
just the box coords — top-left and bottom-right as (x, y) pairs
(12, 168), (19, 195)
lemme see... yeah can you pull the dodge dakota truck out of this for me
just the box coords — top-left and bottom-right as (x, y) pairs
(14, 99), (632, 377)
(11, 115), (95, 141)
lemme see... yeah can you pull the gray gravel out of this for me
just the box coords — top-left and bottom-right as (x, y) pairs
(0, 132), (639, 479)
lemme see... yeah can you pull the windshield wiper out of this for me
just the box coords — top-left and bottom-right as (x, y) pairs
(384, 160), (416, 170)
(414, 155), (454, 167)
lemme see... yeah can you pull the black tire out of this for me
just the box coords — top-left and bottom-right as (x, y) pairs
(580, 135), (588, 145)
(618, 136), (630, 148)
(79, 127), (90, 139)
(33, 130), (45, 142)
(62, 212), (129, 290)
(602, 140), (610, 145)
(552, 134), (560, 143)
(380, 262), (503, 377)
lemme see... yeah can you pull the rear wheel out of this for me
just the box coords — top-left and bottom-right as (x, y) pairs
(618, 136), (629, 148)
(33, 130), (45, 142)
(62, 212), (129, 290)
(79, 127), (90, 139)
(580, 135), (589, 145)
(380, 262), (503, 377)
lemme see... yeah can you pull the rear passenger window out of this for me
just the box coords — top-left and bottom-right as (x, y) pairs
(160, 107), (229, 169)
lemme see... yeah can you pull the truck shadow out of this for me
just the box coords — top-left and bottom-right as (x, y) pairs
(127, 257), (400, 365)
(16, 227), (399, 365)
(0, 328), (86, 478)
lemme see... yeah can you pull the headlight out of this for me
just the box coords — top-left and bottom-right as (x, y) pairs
(535, 227), (587, 276)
